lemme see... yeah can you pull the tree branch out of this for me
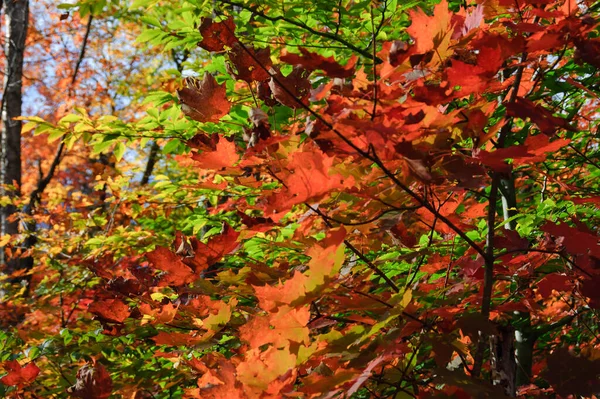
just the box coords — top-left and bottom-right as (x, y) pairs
(71, 15), (93, 86)
(215, 0), (382, 63)
(222, 22), (488, 260)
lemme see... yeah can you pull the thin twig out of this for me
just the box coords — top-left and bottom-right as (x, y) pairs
(71, 15), (94, 86)
(216, 0), (381, 62)
(370, 6), (378, 120)
(222, 20), (488, 259)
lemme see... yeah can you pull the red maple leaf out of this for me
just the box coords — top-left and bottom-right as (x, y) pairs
(505, 97), (576, 136)
(198, 17), (237, 52)
(268, 66), (311, 109)
(280, 48), (358, 78)
(227, 42), (272, 82)
(182, 223), (240, 273)
(146, 246), (197, 286)
(88, 298), (130, 323)
(190, 136), (238, 170)
(407, 0), (453, 55)
(265, 150), (355, 217)
(178, 73), (230, 123)
(0, 361), (40, 387)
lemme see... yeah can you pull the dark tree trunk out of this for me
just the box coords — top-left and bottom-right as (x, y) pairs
(1, 0), (28, 271)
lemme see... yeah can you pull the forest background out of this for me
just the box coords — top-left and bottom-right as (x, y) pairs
(1, 0), (600, 397)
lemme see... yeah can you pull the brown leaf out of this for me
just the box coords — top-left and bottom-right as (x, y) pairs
(198, 17), (237, 52)
(68, 363), (113, 399)
(227, 42), (271, 83)
(268, 66), (311, 109)
(178, 73), (230, 123)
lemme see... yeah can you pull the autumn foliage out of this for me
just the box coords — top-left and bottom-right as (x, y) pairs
(2, 0), (600, 397)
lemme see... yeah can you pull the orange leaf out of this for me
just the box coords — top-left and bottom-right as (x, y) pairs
(88, 299), (130, 323)
(191, 137), (238, 170)
(240, 306), (310, 348)
(146, 246), (196, 286)
(266, 150), (355, 215)
(407, 0), (453, 55)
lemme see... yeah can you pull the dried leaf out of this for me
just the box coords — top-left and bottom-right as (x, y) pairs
(178, 73), (230, 123)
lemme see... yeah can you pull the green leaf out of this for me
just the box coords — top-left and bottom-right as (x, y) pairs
(114, 141), (127, 161)
(137, 29), (163, 44)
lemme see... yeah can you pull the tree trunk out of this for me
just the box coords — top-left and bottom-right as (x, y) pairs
(1, 0), (28, 271)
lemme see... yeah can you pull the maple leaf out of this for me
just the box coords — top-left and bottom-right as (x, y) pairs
(239, 306), (310, 348)
(407, 0), (453, 58)
(268, 66), (311, 109)
(505, 97), (576, 136)
(178, 73), (230, 123)
(88, 298), (130, 323)
(227, 42), (272, 82)
(537, 274), (571, 298)
(347, 355), (386, 395)
(280, 48), (358, 78)
(543, 348), (600, 397)
(447, 46), (503, 96)
(190, 136), (239, 170)
(574, 38), (600, 68)
(474, 134), (570, 172)
(236, 346), (297, 389)
(68, 363), (113, 399)
(198, 17), (237, 52)
(152, 331), (205, 346)
(146, 246), (196, 286)
(0, 361), (40, 387)
(253, 229), (346, 311)
(181, 223), (240, 273)
(541, 221), (600, 258)
(265, 150), (355, 215)
(461, 4), (484, 36)
(139, 302), (177, 325)
(253, 272), (308, 312)
(201, 298), (237, 332)
(187, 358), (246, 399)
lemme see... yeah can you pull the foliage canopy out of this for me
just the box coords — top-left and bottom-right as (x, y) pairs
(2, 0), (600, 397)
